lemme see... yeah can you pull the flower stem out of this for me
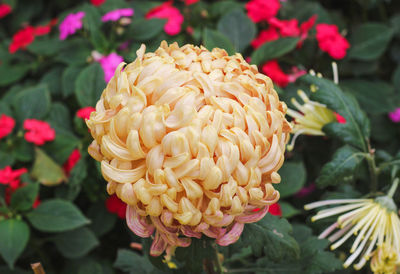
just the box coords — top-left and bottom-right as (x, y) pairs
(388, 178), (399, 198)
(366, 153), (378, 192)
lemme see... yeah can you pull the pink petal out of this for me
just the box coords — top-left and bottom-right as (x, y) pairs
(181, 226), (202, 239)
(150, 231), (168, 256)
(216, 222), (245, 246)
(126, 205), (154, 237)
(235, 206), (269, 223)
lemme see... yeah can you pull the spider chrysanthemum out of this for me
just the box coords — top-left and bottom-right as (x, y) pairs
(86, 41), (291, 255)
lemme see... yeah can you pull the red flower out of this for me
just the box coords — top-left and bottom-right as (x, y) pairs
(245, 0), (280, 23)
(34, 25), (51, 36)
(262, 60), (306, 88)
(0, 166), (27, 190)
(0, 3), (11, 18)
(0, 114), (15, 139)
(251, 27), (279, 49)
(106, 195), (127, 219)
(268, 203), (282, 216)
(146, 1), (184, 36)
(76, 107), (96, 120)
(9, 26), (36, 53)
(268, 18), (300, 37)
(23, 119), (55, 146)
(334, 112), (346, 124)
(316, 23), (350, 59)
(63, 149), (81, 176)
(299, 15), (317, 41)
(90, 0), (106, 6)
(184, 0), (199, 4)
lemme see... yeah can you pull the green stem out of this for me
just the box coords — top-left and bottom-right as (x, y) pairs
(203, 239), (222, 274)
(366, 153), (378, 192)
(388, 178), (399, 198)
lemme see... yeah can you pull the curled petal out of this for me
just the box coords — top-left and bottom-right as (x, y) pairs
(216, 222), (245, 246)
(150, 231), (168, 256)
(181, 225), (202, 239)
(126, 205), (155, 237)
(150, 216), (178, 234)
(235, 205), (269, 223)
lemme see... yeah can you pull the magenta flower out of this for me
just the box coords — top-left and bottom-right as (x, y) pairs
(59, 11), (85, 40)
(388, 108), (400, 123)
(98, 53), (124, 82)
(101, 8), (134, 22)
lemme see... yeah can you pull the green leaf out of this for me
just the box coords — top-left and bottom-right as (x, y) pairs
(241, 215), (300, 262)
(10, 183), (39, 211)
(31, 148), (66, 186)
(28, 38), (66, 56)
(210, 1), (244, 17)
(39, 67), (64, 96)
(280, 202), (301, 218)
(393, 65), (400, 91)
(12, 84), (51, 122)
(48, 103), (72, 131)
(251, 37), (299, 66)
(0, 219), (30, 269)
(275, 162), (306, 198)
(75, 63), (106, 107)
(114, 249), (155, 274)
(175, 238), (214, 273)
(27, 199), (90, 232)
(349, 23), (394, 61)
(87, 202), (117, 237)
(53, 227), (99, 259)
(203, 28), (235, 55)
(43, 134), (79, 164)
(303, 75), (370, 151)
(341, 80), (395, 114)
(55, 39), (92, 65)
(127, 18), (166, 42)
(0, 63), (30, 87)
(55, 157), (87, 201)
(62, 66), (83, 98)
(217, 9), (256, 52)
(317, 145), (366, 187)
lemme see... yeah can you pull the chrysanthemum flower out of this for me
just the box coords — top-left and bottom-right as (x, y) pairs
(86, 41), (291, 256)
(305, 181), (400, 270)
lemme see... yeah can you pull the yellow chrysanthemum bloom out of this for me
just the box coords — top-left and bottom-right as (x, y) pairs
(370, 243), (399, 274)
(286, 90), (337, 150)
(305, 181), (400, 271)
(86, 41), (291, 255)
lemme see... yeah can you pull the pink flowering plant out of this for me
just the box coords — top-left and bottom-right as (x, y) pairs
(0, 0), (400, 273)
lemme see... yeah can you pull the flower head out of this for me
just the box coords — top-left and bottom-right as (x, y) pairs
(0, 114), (15, 139)
(98, 53), (124, 82)
(77, 107), (96, 120)
(305, 184), (400, 270)
(286, 89), (337, 150)
(262, 60), (306, 88)
(146, 2), (184, 36)
(86, 41), (291, 256)
(91, 0), (105, 6)
(9, 26), (35, 53)
(184, 0), (200, 5)
(251, 28), (279, 49)
(370, 243), (399, 274)
(63, 149), (81, 176)
(23, 119), (55, 146)
(59, 11), (85, 40)
(0, 166), (27, 189)
(268, 18), (300, 37)
(245, 0), (280, 23)
(316, 24), (350, 59)
(102, 8), (134, 22)
(0, 3), (12, 18)
(388, 108), (400, 123)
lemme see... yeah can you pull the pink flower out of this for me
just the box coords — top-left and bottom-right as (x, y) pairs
(316, 23), (350, 59)
(388, 108), (400, 123)
(91, 0), (106, 6)
(245, 0), (280, 23)
(0, 166), (27, 190)
(184, 0), (200, 5)
(59, 11), (85, 40)
(251, 27), (279, 48)
(335, 112), (346, 124)
(146, 1), (184, 36)
(295, 183), (316, 198)
(268, 18), (300, 37)
(23, 119), (55, 146)
(76, 107), (96, 120)
(63, 149), (81, 176)
(0, 114), (15, 139)
(98, 53), (124, 82)
(262, 60), (305, 88)
(0, 3), (12, 18)
(102, 8), (134, 22)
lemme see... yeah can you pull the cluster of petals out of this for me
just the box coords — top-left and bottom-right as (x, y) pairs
(146, 1), (184, 36)
(59, 11), (85, 40)
(97, 53), (124, 82)
(262, 60), (306, 88)
(184, 0), (200, 5)
(76, 106), (96, 120)
(251, 15), (317, 49)
(305, 195), (400, 270)
(106, 194), (127, 219)
(245, 0), (280, 23)
(0, 114), (15, 139)
(23, 119), (55, 146)
(0, 166), (27, 190)
(9, 22), (54, 53)
(102, 8), (134, 22)
(63, 149), (81, 176)
(316, 23), (350, 59)
(388, 108), (400, 123)
(90, 0), (106, 6)
(0, 3), (12, 18)
(86, 41), (291, 256)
